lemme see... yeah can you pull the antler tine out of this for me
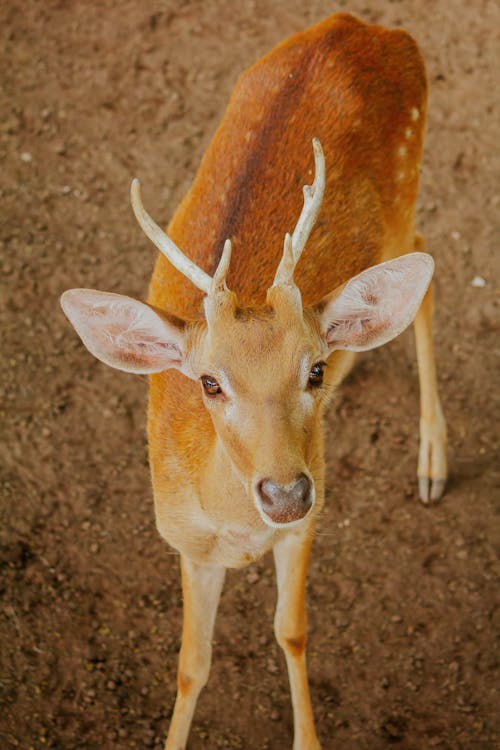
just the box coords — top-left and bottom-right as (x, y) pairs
(292, 138), (326, 258)
(131, 178), (213, 295)
(211, 238), (232, 293)
(273, 138), (326, 286)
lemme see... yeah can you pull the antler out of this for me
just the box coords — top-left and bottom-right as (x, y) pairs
(131, 140), (323, 298)
(131, 179), (231, 295)
(273, 138), (326, 286)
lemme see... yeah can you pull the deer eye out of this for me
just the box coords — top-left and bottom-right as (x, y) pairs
(201, 375), (222, 396)
(308, 361), (325, 388)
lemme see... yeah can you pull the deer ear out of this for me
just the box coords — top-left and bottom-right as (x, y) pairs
(60, 289), (188, 374)
(316, 253), (434, 352)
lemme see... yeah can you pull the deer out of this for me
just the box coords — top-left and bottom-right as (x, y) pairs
(60, 12), (447, 750)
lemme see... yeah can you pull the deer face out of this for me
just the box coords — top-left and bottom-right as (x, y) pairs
(184, 288), (328, 527)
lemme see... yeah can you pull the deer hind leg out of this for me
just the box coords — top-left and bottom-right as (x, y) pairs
(273, 530), (320, 750)
(165, 557), (225, 750)
(413, 233), (448, 502)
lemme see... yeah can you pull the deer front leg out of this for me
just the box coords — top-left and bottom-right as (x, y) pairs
(165, 556), (225, 750)
(413, 234), (448, 502)
(273, 530), (320, 750)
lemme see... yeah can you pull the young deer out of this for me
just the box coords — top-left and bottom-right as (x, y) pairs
(61, 13), (447, 749)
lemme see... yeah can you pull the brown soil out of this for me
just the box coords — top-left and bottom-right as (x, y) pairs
(1, 1), (499, 749)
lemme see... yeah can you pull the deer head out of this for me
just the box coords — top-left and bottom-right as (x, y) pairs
(61, 140), (433, 528)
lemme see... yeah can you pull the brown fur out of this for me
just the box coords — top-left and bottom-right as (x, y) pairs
(149, 13), (426, 315)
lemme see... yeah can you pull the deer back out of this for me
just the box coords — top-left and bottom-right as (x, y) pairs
(149, 13), (427, 318)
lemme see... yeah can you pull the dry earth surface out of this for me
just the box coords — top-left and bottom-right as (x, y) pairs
(1, 1), (499, 749)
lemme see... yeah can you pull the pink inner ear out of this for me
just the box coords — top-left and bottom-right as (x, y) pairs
(326, 312), (385, 349)
(322, 253), (434, 352)
(60, 289), (185, 374)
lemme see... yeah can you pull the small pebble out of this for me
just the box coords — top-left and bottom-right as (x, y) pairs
(471, 275), (486, 287)
(266, 658), (278, 674)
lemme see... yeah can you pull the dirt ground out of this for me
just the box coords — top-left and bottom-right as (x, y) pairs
(1, 1), (499, 748)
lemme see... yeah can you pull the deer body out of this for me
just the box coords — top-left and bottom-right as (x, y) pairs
(61, 14), (447, 749)
(148, 13), (427, 568)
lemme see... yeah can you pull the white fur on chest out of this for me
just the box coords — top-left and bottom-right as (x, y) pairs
(216, 522), (275, 552)
(196, 518), (277, 567)
(155, 496), (277, 567)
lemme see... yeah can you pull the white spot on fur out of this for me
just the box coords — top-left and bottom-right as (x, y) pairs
(405, 127), (414, 139)
(397, 145), (408, 158)
(411, 107), (420, 121)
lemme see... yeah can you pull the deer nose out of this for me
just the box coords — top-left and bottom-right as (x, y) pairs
(256, 473), (313, 525)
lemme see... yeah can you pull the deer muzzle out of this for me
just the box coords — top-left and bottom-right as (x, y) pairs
(255, 473), (314, 526)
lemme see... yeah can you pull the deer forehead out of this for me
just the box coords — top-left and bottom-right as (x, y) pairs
(195, 313), (320, 390)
